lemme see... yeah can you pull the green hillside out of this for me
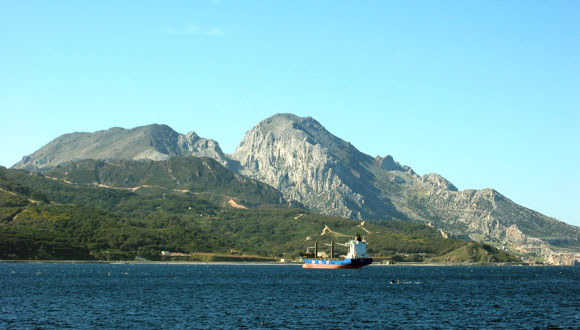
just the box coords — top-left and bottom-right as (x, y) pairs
(0, 166), (518, 262)
(43, 157), (289, 208)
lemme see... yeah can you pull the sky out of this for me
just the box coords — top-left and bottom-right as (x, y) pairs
(1, 1), (579, 226)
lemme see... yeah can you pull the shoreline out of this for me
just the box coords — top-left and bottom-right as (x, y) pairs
(0, 260), (536, 266)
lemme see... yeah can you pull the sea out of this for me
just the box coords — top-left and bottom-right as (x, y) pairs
(1, 263), (579, 329)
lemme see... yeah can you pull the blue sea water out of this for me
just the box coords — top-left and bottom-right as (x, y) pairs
(1, 264), (579, 329)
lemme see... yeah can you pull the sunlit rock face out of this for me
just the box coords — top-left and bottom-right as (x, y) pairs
(231, 113), (384, 219)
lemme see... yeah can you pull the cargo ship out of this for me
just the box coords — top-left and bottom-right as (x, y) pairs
(301, 233), (373, 269)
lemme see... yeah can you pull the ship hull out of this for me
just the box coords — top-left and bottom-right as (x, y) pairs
(302, 258), (373, 269)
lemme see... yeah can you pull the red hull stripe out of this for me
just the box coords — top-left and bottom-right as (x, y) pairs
(302, 264), (363, 269)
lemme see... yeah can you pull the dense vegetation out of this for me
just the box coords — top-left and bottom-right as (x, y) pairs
(0, 166), (518, 263)
(45, 157), (290, 207)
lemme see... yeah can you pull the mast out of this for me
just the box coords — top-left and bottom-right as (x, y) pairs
(315, 241), (318, 258)
(330, 239), (334, 260)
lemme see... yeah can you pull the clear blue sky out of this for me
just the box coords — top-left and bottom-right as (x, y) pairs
(1, 1), (579, 226)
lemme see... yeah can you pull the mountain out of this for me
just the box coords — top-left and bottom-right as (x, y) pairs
(13, 124), (231, 170)
(231, 114), (580, 263)
(231, 114), (401, 220)
(12, 114), (580, 264)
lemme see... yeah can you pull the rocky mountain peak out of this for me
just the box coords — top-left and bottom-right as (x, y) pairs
(421, 173), (459, 192)
(184, 131), (199, 139)
(237, 113), (329, 147)
(178, 131), (228, 167)
(230, 113), (397, 219)
(375, 155), (415, 175)
(13, 124), (230, 171)
(234, 113), (370, 165)
(254, 113), (314, 130)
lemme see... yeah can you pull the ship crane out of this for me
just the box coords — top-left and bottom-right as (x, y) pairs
(300, 241), (318, 259)
(323, 239), (335, 260)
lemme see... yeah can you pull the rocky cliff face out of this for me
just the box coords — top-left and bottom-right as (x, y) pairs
(13, 124), (231, 171)
(230, 114), (404, 220)
(395, 179), (580, 262)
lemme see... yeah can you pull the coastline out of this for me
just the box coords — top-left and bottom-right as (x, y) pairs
(0, 260), (535, 266)
(0, 260), (298, 266)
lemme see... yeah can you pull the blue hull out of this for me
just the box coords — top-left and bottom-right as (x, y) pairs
(302, 258), (373, 269)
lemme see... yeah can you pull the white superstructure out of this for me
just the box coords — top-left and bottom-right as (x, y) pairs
(344, 234), (368, 259)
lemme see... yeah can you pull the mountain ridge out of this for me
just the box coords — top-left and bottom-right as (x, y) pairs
(11, 113), (580, 263)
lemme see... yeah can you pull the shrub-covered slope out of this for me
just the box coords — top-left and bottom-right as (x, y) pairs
(0, 166), (517, 262)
